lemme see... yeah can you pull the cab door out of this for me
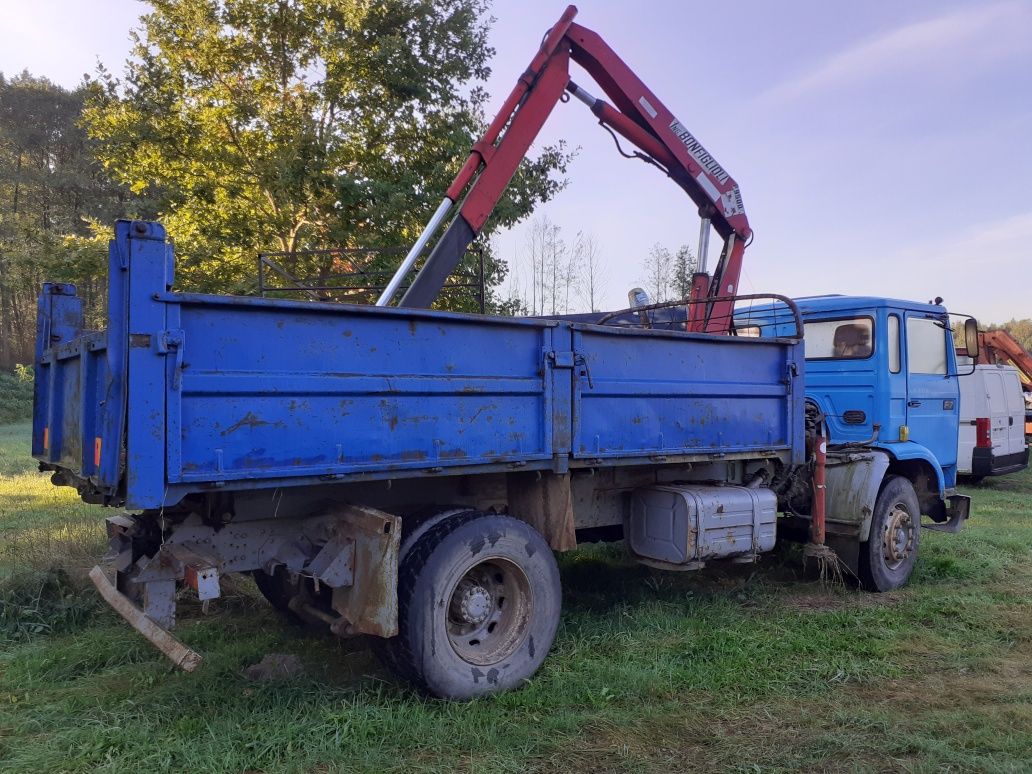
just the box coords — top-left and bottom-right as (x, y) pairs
(904, 314), (959, 477)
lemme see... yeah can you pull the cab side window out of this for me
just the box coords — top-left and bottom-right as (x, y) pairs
(888, 314), (900, 373)
(906, 317), (947, 374)
(803, 317), (874, 360)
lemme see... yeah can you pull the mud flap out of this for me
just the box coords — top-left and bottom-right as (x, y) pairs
(923, 494), (970, 533)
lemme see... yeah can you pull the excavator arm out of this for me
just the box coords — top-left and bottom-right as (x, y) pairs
(980, 330), (1032, 392)
(378, 5), (751, 334)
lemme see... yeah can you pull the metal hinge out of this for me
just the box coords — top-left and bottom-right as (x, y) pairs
(159, 329), (185, 390)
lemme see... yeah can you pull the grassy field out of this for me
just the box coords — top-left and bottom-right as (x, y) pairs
(1, 420), (1031, 772)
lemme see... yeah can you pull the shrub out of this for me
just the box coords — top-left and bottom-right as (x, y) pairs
(0, 366), (33, 423)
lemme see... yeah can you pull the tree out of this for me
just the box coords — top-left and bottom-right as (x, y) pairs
(642, 243), (673, 304)
(0, 72), (146, 370)
(83, 0), (570, 306)
(573, 230), (605, 312)
(672, 244), (696, 301)
(521, 214), (572, 315)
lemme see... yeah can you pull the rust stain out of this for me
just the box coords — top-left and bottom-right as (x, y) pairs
(221, 411), (280, 436)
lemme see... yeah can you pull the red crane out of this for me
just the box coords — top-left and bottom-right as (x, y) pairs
(377, 4), (752, 334)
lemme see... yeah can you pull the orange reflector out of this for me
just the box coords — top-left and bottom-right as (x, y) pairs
(94, 437), (102, 467)
(43, 426), (49, 450)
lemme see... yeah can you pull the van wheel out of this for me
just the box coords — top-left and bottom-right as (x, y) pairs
(377, 511), (561, 699)
(859, 476), (921, 592)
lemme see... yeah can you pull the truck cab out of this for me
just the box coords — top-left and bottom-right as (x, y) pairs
(742, 295), (973, 584)
(792, 295), (963, 493)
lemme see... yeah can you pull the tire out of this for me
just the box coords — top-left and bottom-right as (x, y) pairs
(253, 565), (301, 614)
(858, 476), (921, 592)
(253, 565), (332, 625)
(379, 511), (562, 699)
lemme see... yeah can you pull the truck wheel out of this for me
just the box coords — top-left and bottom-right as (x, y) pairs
(253, 566), (332, 625)
(379, 511), (561, 699)
(859, 476), (921, 592)
(253, 565), (302, 616)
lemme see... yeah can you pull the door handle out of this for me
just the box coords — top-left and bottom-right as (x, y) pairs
(907, 400), (922, 407)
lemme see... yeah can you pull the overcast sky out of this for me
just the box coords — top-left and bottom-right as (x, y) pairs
(1, 0), (1030, 323)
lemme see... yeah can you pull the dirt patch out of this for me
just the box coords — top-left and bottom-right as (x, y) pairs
(783, 590), (903, 613)
(244, 653), (305, 682)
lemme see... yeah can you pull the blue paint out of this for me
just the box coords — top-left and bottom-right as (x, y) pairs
(33, 221), (804, 510)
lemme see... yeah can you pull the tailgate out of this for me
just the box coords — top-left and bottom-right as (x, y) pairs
(32, 221), (166, 504)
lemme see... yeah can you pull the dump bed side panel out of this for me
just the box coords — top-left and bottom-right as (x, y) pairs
(168, 295), (560, 486)
(572, 324), (803, 464)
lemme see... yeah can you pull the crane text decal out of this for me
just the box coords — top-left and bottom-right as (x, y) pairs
(669, 119), (730, 185)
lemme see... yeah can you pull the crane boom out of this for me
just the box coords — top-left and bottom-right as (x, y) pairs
(388, 5), (751, 333)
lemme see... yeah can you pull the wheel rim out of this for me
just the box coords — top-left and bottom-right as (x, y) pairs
(445, 557), (532, 666)
(881, 503), (915, 570)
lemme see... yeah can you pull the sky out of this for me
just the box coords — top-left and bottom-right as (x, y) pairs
(1, 0), (1030, 323)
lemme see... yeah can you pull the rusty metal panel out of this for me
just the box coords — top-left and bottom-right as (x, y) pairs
(507, 471), (577, 551)
(330, 505), (401, 637)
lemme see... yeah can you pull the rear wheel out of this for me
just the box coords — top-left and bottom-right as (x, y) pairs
(859, 476), (921, 592)
(378, 511), (562, 699)
(253, 565), (333, 625)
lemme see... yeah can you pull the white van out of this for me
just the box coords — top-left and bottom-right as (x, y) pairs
(957, 364), (1029, 481)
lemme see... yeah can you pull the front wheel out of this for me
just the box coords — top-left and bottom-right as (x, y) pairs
(378, 511), (562, 699)
(858, 476), (921, 592)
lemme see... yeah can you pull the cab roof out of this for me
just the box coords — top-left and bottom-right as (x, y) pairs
(791, 294), (947, 316)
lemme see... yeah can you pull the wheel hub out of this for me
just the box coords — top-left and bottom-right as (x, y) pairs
(882, 505), (914, 567)
(451, 580), (493, 625)
(445, 558), (533, 666)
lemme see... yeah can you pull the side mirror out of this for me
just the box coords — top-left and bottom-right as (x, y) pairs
(965, 318), (980, 361)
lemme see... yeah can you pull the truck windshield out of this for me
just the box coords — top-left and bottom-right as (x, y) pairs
(804, 317), (873, 360)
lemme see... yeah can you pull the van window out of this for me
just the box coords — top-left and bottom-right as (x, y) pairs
(906, 317), (947, 374)
(803, 317), (873, 360)
(888, 314), (900, 373)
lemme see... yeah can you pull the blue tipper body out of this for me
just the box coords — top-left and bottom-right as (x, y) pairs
(33, 221), (804, 510)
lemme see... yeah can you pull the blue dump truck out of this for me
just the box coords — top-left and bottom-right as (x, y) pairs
(32, 222), (976, 698)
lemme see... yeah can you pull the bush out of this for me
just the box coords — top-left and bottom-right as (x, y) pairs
(0, 366), (33, 424)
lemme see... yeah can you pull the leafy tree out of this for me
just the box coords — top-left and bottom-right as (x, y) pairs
(672, 244), (696, 300)
(84, 0), (570, 307)
(0, 72), (145, 370)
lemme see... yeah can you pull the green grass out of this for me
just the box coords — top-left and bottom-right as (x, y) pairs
(2, 420), (1031, 772)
